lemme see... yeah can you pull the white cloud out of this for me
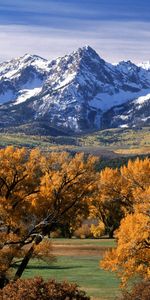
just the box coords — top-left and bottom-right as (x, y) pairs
(0, 21), (150, 63)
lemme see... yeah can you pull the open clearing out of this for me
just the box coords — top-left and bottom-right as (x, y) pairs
(0, 127), (150, 157)
(22, 238), (120, 300)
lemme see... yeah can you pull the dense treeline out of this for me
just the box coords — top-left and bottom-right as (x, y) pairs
(97, 154), (150, 170)
(0, 146), (149, 291)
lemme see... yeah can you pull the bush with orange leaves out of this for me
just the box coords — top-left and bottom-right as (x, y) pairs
(0, 277), (90, 300)
(119, 280), (150, 300)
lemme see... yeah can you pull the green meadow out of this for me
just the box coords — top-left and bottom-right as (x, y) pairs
(22, 239), (120, 300)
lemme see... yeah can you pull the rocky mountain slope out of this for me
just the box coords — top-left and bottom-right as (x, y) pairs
(0, 46), (150, 135)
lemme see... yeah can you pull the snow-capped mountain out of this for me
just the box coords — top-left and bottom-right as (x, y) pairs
(0, 46), (150, 134)
(138, 61), (150, 70)
(102, 93), (150, 129)
(0, 53), (48, 104)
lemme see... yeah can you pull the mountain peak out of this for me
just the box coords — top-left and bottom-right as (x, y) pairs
(20, 53), (47, 63)
(22, 53), (33, 59)
(73, 45), (102, 60)
(118, 60), (136, 67)
(0, 46), (150, 133)
(79, 45), (96, 53)
(116, 60), (140, 75)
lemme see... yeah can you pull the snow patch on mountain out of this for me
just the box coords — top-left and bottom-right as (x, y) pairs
(134, 93), (150, 105)
(89, 88), (150, 111)
(103, 90), (150, 130)
(138, 61), (150, 70)
(13, 87), (42, 105)
(141, 116), (150, 122)
(119, 124), (129, 128)
(55, 72), (76, 89)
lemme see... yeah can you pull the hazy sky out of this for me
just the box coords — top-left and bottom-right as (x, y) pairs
(0, 0), (150, 63)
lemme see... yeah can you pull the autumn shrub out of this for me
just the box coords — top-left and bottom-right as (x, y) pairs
(90, 221), (105, 238)
(0, 277), (90, 300)
(74, 224), (93, 238)
(119, 280), (150, 300)
(50, 229), (62, 238)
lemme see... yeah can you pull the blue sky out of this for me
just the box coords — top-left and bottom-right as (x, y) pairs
(0, 0), (150, 63)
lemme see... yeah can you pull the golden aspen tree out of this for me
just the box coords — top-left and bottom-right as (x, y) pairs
(90, 167), (124, 238)
(0, 147), (97, 288)
(90, 157), (150, 238)
(101, 158), (150, 285)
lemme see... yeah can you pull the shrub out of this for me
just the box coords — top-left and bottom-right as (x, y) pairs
(90, 222), (105, 238)
(119, 280), (150, 300)
(50, 229), (62, 238)
(74, 224), (93, 238)
(0, 277), (90, 300)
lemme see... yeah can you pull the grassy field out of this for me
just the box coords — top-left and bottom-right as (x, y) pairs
(0, 127), (150, 157)
(22, 239), (120, 300)
(80, 127), (150, 148)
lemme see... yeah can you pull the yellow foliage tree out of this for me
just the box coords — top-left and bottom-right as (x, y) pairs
(90, 167), (124, 238)
(101, 158), (150, 285)
(90, 157), (150, 238)
(90, 221), (105, 238)
(0, 147), (97, 288)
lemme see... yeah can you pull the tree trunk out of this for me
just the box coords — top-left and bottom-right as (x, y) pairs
(14, 235), (43, 281)
(108, 228), (114, 239)
(0, 275), (9, 289)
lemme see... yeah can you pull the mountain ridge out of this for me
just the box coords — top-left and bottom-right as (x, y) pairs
(0, 46), (150, 135)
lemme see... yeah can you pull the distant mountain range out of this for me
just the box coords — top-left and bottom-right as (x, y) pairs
(0, 46), (150, 135)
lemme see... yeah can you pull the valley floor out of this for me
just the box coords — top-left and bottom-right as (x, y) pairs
(22, 238), (120, 300)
